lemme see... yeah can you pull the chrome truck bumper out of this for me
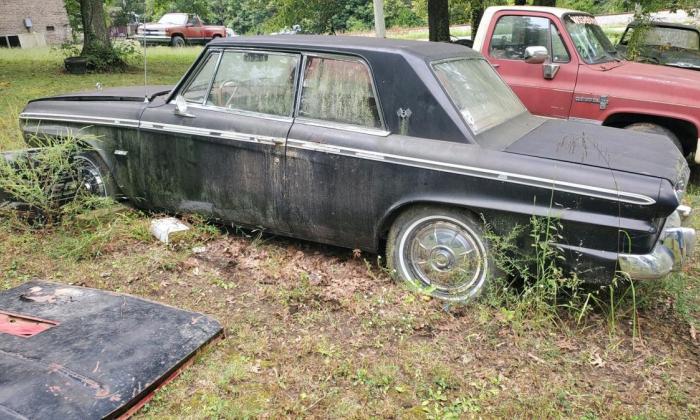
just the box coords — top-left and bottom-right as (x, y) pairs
(133, 34), (171, 43)
(618, 206), (696, 280)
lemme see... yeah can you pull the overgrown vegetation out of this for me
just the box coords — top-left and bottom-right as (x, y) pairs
(1, 46), (698, 418)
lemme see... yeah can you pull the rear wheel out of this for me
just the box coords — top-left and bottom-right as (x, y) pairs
(171, 35), (185, 47)
(624, 122), (683, 153)
(386, 206), (493, 302)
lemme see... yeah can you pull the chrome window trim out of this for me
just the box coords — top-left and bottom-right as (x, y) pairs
(19, 112), (656, 207)
(188, 103), (294, 123)
(179, 48), (301, 118)
(295, 52), (387, 132)
(179, 50), (222, 106)
(294, 117), (390, 137)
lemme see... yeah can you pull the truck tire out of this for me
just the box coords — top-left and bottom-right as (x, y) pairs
(386, 205), (494, 302)
(624, 122), (683, 153)
(171, 35), (185, 47)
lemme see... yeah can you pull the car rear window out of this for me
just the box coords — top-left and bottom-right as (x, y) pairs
(432, 58), (526, 134)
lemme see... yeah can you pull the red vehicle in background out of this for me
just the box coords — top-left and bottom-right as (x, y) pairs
(470, 6), (700, 163)
(135, 13), (226, 47)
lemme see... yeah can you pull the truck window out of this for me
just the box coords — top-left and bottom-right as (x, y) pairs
(298, 56), (382, 129)
(490, 15), (569, 63)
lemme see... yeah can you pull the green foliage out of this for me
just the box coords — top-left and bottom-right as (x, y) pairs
(0, 134), (99, 226)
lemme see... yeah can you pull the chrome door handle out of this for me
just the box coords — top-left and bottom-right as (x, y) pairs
(272, 138), (285, 146)
(492, 63), (500, 69)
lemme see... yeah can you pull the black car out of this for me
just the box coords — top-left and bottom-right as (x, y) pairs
(12, 36), (696, 301)
(617, 20), (700, 71)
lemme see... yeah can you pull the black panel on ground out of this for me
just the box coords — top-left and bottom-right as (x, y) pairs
(0, 281), (222, 419)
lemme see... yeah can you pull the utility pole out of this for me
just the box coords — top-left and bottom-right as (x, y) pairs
(373, 0), (386, 38)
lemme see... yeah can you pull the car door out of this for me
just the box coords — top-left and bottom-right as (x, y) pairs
(187, 15), (203, 42)
(132, 48), (300, 231)
(485, 12), (578, 119)
(283, 53), (389, 249)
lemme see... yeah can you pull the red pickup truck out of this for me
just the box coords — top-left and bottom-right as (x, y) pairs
(471, 6), (700, 163)
(135, 13), (226, 47)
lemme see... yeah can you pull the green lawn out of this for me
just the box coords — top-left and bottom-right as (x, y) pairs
(0, 47), (698, 418)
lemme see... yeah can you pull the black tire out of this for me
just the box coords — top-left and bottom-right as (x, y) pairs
(73, 152), (117, 198)
(386, 205), (493, 302)
(624, 122), (683, 153)
(171, 35), (186, 47)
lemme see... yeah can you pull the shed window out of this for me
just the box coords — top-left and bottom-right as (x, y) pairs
(298, 56), (382, 129)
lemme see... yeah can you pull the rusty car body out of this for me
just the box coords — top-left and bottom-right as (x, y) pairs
(11, 36), (696, 301)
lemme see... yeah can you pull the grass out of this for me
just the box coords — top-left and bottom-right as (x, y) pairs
(1, 47), (699, 418)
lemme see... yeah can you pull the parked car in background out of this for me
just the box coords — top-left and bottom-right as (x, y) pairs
(470, 6), (700, 162)
(10, 36), (695, 301)
(135, 13), (225, 47)
(617, 20), (700, 71)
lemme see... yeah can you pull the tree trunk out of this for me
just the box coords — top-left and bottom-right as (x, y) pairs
(533, 0), (556, 6)
(428, 0), (450, 42)
(470, 0), (484, 38)
(79, 0), (112, 56)
(514, 0), (528, 5)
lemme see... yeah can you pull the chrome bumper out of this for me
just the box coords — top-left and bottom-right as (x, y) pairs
(618, 207), (696, 280)
(134, 34), (171, 43)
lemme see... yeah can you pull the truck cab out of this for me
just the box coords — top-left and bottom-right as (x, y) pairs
(472, 6), (700, 162)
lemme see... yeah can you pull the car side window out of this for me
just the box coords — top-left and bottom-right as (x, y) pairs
(298, 56), (382, 129)
(490, 15), (569, 63)
(181, 52), (220, 103)
(205, 51), (299, 117)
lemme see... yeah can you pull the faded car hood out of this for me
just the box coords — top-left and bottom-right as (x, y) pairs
(29, 85), (173, 103)
(505, 119), (686, 183)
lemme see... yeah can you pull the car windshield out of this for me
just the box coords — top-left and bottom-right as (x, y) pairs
(432, 58), (527, 135)
(158, 13), (187, 25)
(564, 14), (619, 64)
(645, 26), (700, 50)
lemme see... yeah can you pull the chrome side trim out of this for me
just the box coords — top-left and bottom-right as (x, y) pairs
(188, 103), (294, 123)
(20, 112), (140, 128)
(19, 112), (657, 206)
(139, 120), (282, 146)
(294, 117), (391, 137)
(287, 138), (656, 206)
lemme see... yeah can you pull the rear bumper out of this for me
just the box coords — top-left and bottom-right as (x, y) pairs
(618, 207), (696, 280)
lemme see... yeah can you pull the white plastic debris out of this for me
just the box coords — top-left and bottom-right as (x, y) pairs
(150, 217), (190, 244)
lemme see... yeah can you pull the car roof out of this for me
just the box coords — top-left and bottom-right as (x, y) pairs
(208, 35), (482, 61)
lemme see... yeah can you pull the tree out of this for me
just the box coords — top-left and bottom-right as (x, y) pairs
(514, 0), (527, 5)
(532, 0), (556, 5)
(469, 0), (485, 39)
(427, 0), (449, 42)
(79, 0), (125, 70)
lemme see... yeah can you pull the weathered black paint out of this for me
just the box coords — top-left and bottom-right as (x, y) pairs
(15, 36), (689, 284)
(0, 280), (222, 419)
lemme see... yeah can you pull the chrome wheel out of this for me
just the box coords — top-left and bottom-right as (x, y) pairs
(75, 156), (107, 197)
(396, 215), (488, 300)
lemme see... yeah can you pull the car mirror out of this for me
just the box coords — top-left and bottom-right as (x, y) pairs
(174, 95), (195, 118)
(524, 46), (548, 64)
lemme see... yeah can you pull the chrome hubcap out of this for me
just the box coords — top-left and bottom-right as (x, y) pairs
(404, 219), (485, 296)
(75, 158), (107, 197)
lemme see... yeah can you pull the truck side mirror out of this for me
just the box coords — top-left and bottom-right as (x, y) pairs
(524, 46), (548, 64)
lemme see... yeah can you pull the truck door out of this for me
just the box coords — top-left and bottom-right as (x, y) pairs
(484, 12), (578, 119)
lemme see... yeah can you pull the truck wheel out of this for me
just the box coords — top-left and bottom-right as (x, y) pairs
(624, 122), (683, 153)
(171, 35), (185, 47)
(386, 205), (493, 302)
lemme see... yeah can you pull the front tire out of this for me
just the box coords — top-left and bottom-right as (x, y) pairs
(386, 206), (492, 302)
(171, 35), (186, 47)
